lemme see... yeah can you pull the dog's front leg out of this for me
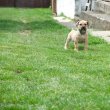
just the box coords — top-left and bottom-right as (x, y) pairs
(74, 41), (78, 51)
(84, 35), (88, 50)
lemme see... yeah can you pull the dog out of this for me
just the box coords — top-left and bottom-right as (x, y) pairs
(64, 20), (89, 51)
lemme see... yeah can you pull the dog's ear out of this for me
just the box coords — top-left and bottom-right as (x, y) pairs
(76, 20), (80, 27)
(86, 21), (89, 26)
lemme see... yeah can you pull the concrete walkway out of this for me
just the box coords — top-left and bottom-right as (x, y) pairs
(53, 16), (110, 43)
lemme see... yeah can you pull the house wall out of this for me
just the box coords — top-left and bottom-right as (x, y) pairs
(57, 0), (75, 18)
(75, 0), (87, 16)
(56, 0), (87, 18)
(57, 0), (96, 18)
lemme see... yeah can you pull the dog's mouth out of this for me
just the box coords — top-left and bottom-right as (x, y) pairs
(79, 27), (86, 35)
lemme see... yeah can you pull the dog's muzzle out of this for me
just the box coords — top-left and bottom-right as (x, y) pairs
(79, 27), (86, 35)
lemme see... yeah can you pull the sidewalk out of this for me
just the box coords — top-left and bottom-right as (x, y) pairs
(53, 16), (110, 43)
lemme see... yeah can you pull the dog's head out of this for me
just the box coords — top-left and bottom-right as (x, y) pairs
(76, 20), (89, 35)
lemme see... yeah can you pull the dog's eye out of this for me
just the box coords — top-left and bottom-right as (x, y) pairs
(79, 24), (82, 26)
(84, 24), (87, 25)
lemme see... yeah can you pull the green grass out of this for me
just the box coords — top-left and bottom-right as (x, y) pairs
(0, 8), (110, 110)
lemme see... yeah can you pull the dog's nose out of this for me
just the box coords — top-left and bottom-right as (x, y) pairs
(82, 26), (86, 29)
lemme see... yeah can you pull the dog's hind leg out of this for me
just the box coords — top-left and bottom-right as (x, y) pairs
(64, 35), (71, 50)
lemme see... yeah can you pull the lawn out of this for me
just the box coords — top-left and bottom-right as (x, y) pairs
(0, 8), (110, 110)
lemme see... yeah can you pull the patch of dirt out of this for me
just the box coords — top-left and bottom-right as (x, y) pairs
(15, 69), (23, 74)
(19, 30), (31, 36)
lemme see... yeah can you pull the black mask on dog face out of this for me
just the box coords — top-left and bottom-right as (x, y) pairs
(79, 27), (86, 35)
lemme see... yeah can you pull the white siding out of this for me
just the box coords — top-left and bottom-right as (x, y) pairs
(57, 0), (75, 18)
(56, 0), (95, 18)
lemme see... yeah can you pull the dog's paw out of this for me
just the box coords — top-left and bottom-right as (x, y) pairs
(64, 46), (68, 50)
(74, 48), (78, 52)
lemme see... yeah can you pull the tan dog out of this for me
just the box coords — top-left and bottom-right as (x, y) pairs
(64, 20), (89, 51)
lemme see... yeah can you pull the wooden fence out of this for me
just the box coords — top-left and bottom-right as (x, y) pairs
(0, 0), (50, 8)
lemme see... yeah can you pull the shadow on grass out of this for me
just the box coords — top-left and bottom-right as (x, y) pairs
(0, 20), (24, 32)
(0, 19), (64, 32)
